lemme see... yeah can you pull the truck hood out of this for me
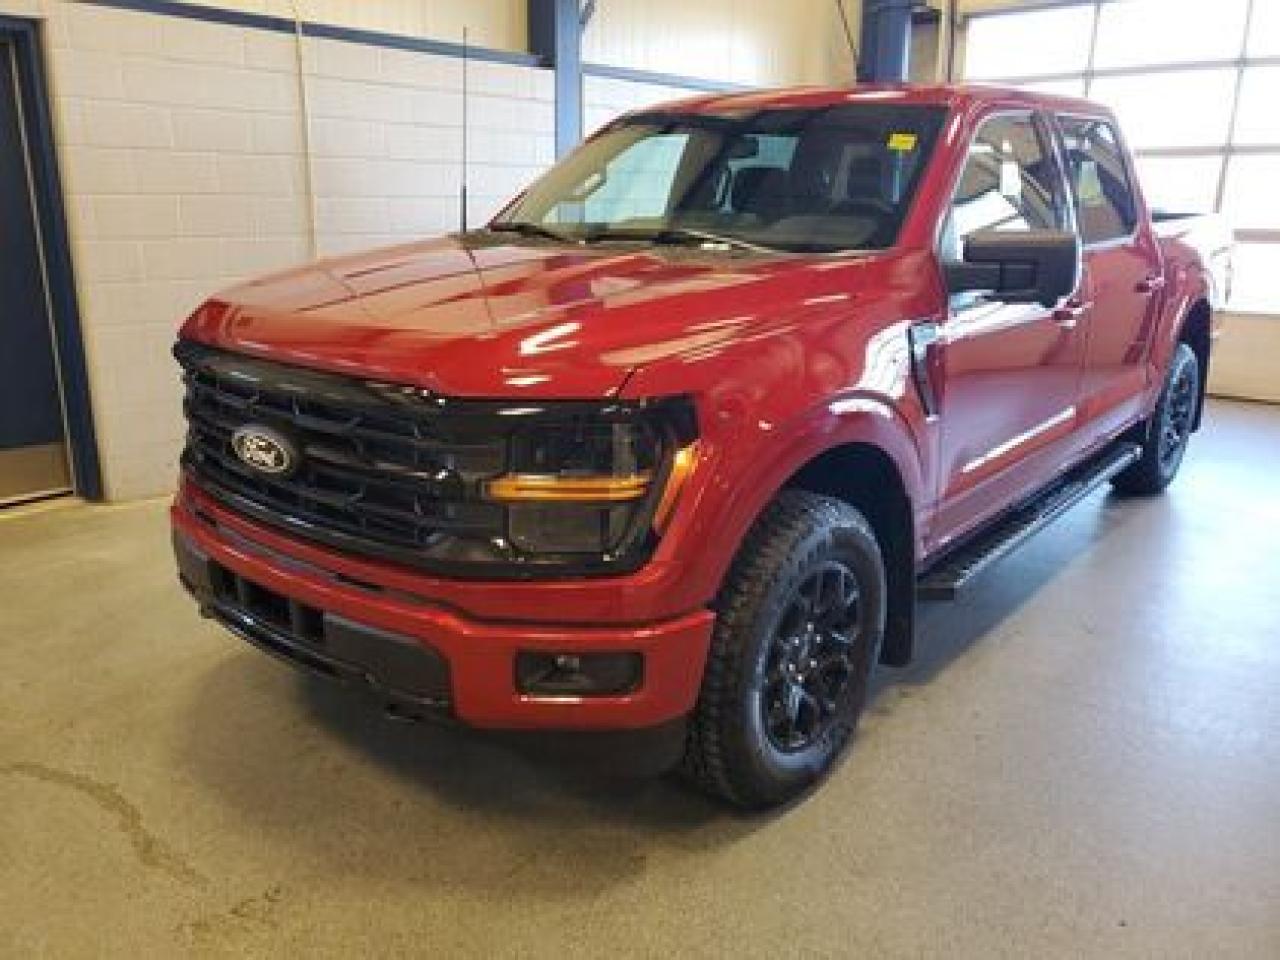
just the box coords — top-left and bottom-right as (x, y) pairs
(182, 234), (843, 399)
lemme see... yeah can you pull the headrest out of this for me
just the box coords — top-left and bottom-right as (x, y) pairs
(730, 167), (792, 220)
(843, 157), (884, 202)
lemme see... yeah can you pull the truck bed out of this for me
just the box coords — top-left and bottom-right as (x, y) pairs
(1152, 211), (1233, 309)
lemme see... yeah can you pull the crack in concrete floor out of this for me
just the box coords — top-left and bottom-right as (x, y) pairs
(3, 761), (207, 889)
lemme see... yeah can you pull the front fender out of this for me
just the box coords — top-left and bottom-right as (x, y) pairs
(725, 391), (927, 555)
(620, 248), (942, 610)
(648, 388), (929, 608)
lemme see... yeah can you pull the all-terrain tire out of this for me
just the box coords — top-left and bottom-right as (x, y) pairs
(1112, 343), (1200, 495)
(681, 490), (886, 808)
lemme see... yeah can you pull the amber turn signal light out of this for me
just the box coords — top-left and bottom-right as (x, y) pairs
(654, 444), (699, 531)
(485, 473), (653, 503)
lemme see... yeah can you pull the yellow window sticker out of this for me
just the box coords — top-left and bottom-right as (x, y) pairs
(887, 132), (918, 152)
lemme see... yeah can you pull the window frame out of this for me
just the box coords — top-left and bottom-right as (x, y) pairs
(1051, 111), (1142, 250)
(935, 107), (1077, 268)
(962, 0), (1280, 315)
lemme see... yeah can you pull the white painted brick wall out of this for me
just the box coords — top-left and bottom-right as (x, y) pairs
(171, 108), (254, 152)
(0, 0), (556, 500)
(304, 36), (553, 256)
(583, 75), (705, 136)
(22, 2), (315, 501)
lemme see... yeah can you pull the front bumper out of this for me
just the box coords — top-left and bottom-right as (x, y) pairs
(172, 496), (714, 732)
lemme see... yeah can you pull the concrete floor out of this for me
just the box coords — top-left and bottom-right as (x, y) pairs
(2, 399), (1278, 958)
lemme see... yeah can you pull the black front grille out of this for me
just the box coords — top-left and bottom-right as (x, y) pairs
(177, 340), (512, 569)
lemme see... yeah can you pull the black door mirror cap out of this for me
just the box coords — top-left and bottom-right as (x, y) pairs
(945, 228), (1081, 308)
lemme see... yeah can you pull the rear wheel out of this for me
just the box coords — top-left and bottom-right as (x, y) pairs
(681, 491), (886, 808)
(1112, 342), (1200, 495)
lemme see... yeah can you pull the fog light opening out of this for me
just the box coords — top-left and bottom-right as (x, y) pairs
(515, 651), (643, 696)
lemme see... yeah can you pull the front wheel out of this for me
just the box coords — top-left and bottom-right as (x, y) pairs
(681, 491), (886, 808)
(1112, 342), (1200, 495)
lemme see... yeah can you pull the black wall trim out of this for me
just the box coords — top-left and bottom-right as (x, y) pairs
(0, 17), (102, 500)
(582, 62), (749, 94)
(79, 2), (748, 94)
(304, 20), (541, 67)
(79, 0), (296, 36)
(79, 0), (544, 68)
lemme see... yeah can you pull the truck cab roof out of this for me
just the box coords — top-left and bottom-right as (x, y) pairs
(635, 82), (1115, 123)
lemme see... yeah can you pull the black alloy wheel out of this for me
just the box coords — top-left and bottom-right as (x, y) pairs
(681, 491), (886, 808)
(761, 561), (862, 753)
(1159, 358), (1197, 472)
(1112, 342), (1201, 495)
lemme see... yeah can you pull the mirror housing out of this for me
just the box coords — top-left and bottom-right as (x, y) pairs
(944, 229), (1080, 308)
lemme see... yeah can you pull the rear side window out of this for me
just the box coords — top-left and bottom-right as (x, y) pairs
(939, 112), (1068, 263)
(1058, 117), (1138, 244)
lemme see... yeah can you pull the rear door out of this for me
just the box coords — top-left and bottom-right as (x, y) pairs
(1055, 115), (1163, 443)
(931, 110), (1087, 549)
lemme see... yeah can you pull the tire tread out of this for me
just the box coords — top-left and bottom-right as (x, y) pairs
(1112, 343), (1199, 495)
(681, 490), (877, 807)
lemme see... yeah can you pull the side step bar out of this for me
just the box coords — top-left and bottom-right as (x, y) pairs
(917, 442), (1142, 601)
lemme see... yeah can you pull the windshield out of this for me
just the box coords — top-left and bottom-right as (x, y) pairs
(494, 103), (948, 253)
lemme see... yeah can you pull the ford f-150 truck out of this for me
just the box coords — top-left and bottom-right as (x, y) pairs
(172, 85), (1229, 807)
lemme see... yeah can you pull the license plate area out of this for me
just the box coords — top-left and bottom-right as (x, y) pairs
(175, 531), (451, 712)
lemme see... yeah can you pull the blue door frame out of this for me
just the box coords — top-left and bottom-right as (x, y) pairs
(858, 0), (917, 83)
(528, 0), (583, 158)
(0, 16), (101, 501)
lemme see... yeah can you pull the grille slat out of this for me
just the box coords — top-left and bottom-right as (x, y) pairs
(178, 344), (509, 565)
(187, 376), (506, 461)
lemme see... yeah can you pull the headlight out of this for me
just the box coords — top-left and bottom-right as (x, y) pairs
(484, 399), (698, 561)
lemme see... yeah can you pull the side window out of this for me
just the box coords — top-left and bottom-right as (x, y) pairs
(940, 113), (1067, 263)
(1058, 117), (1137, 244)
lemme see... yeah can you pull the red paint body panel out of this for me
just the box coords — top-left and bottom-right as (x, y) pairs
(173, 85), (1221, 731)
(173, 496), (713, 729)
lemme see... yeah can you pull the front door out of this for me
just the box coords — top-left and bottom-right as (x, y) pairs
(0, 38), (70, 505)
(932, 110), (1086, 550)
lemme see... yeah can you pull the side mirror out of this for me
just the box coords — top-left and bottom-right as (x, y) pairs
(944, 229), (1080, 308)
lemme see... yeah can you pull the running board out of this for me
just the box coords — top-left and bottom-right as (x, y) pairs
(917, 442), (1142, 602)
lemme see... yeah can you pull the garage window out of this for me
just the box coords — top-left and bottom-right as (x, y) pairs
(964, 0), (1280, 314)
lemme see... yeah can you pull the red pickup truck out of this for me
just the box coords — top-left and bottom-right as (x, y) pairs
(172, 85), (1229, 807)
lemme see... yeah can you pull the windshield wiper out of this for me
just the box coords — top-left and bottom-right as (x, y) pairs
(488, 221), (578, 244)
(585, 225), (776, 253)
(651, 227), (777, 253)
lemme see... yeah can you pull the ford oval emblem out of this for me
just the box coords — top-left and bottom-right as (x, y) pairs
(231, 423), (298, 477)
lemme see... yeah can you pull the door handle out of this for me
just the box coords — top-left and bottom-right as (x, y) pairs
(1136, 275), (1166, 295)
(1053, 300), (1092, 329)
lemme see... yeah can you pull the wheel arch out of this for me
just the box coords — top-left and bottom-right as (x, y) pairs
(1178, 298), (1212, 431)
(783, 442), (917, 667)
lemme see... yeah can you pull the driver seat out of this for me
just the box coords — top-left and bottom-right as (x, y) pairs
(730, 167), (792, 222)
